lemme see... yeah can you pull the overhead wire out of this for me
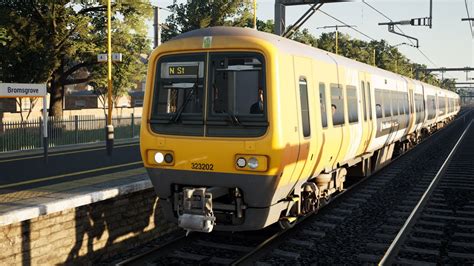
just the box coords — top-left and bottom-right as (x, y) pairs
(464, 0), (474, 37)
(318, 9), (377, 41)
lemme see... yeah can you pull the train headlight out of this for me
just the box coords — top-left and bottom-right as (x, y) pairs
(234, 154), (268, 172)
(247, 157), (259, 169)
(236, 157), (247, 168)
(147, 150), (175, 166)
(154, 152), (164, 164)
(164, 153), (174, 163)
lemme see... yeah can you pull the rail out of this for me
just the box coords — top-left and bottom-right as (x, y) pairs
(115, 110), (471, 265)
(379, 111), (473, 265)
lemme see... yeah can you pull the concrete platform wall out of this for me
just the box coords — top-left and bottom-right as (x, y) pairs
(0, 188), (176, 265)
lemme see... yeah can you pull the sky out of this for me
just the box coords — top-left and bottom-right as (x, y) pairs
(148, 0), (474, 83)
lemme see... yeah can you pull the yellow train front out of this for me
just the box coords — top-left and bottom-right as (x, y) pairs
(141, 27), (315, 232)
(140, 27), (459, 233)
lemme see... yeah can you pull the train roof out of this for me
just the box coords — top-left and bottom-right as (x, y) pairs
(172, 27), (402, 79)
(170, 27), (458, 97)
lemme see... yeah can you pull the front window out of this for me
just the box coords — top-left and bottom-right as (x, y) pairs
(150, 52), (267, 137)
(206, 53), (267, 137)
(150, 53), (206, 136)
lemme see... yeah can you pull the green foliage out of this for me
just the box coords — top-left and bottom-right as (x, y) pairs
(0, 26), (10, 46)
(0, 1), (152, 117)
(162, 0), (253, 42)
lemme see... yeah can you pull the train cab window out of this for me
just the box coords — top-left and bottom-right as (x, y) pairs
(206, 52), (267, 137)
(299, 78), (311, 137)
(361, 82), (367, 121)
(347, 86), (359, 123)
(319, 83), (328, 128)
(367, 82), (373, 120)
(375, 89), (383, 119)
(209, 54), (264, 116)
(150, 53), (206, 136)
(330, 84), (345, 126)
(383, 91), (392, 117)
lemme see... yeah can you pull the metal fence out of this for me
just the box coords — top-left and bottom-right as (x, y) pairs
(0, 115), (141, 152)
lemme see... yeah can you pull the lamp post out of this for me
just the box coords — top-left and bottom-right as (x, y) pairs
(106, 0), (114, 156)
(253, 0), (257, 29)
(316, 25), (356, 55)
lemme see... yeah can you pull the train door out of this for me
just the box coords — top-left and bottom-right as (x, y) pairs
(358, 72), (371, 153)
(290, 56), (316, 185)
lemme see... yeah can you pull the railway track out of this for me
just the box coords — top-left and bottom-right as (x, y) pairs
(380, 117), (474, 264)
(240, 110), (473, 265)
(114, 110), (473, 265)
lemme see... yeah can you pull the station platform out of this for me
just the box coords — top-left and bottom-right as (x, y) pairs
(0, 141), (175, 265)
(0, 167), (151, 226)
(0, 138), (150, 226)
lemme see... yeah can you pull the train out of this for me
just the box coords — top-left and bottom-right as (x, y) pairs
(140, 27), (460, 233)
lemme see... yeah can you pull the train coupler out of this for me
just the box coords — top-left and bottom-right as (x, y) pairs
(177, 187), (216, 235)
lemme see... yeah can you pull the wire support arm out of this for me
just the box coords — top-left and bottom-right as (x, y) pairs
(379, 23), (419, 48)
(283, 3), (324, 38)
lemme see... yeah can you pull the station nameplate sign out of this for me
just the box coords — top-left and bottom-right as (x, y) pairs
(0, 83), (47, 97)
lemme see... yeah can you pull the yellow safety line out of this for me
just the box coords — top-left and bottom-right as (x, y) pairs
(0, 161), (143, 189)
(0, 142), (139, 163)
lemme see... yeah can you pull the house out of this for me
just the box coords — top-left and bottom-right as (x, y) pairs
(65, 90), (98, 109)
(129, 90), (144, 107)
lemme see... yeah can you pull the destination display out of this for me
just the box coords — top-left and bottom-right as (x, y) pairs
(0, 83), (47, 97)
(161, 61), (204, 79)
(168, 65), (199, 76)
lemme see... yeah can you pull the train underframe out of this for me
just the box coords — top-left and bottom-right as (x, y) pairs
(149, 117), (456, 233)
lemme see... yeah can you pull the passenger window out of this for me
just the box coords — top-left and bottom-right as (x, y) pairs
(383, 91), (392, 117)
(319, 83), (328, 128)
(330, 84), (345, 126)
(375, 89), (383, 119)
(361, 82), (367, 121)
(439, 97), (446, 115)
(299, 78), (311, 137)
(427, 96), (436, 119)
(391, 92), (399, 116)
(347, 86), (358, 123)
(398, 93), (403, 115)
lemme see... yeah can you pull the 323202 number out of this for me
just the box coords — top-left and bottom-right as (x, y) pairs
(191, 163), (214, 171)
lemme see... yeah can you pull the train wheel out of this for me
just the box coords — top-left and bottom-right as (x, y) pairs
(278, 217), (297, 230)
(302, 182), (319, 215)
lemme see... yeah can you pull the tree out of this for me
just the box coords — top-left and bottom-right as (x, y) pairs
(160, 1), (444, 89)
(15, 98), (39, 122)
(0, 1), (152, 117)
(162, 0), (253, 42)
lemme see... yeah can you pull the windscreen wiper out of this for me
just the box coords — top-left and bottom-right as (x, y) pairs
(171, 87), (194, 123)
(224, 110), (241, 126)
(171, 64), (200, 123)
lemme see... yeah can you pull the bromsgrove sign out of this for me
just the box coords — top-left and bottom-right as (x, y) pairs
(0, 83), (47, 97)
